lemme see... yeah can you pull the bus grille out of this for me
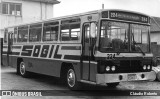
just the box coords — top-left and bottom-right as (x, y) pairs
(118, 60), (142, 73)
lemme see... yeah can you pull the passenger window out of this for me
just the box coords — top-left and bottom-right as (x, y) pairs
(29, 24), (42, 42)
(13, 27), (17, 43)
(61, 18), (80, 41)
(17, 26), (28, 42)
(43, 21), (59, 41)
(4, 29), (8, 44)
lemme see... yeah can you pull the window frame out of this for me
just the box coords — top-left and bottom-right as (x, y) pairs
(29, 23), (42, 43)
(13, 27), (18, 43)
(2, 2), (9, 14)
(3, 29), (8, 44)
(43, 21), (59, 42)
(0, 2), (22, 16)
(17, 25), (29, 43)
(60, 18), (81, 43)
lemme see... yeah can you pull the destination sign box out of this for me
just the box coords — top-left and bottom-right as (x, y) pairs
(102, 11), (149, 23)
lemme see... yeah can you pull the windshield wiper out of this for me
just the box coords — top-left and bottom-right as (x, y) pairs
(135, 45), (145, 56)
(132, 32), (145, 56)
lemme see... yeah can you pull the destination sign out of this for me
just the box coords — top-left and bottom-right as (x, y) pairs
(102, 11), (149, 23)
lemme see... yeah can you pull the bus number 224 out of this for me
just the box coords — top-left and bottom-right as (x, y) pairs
(107, 54), (116, 59)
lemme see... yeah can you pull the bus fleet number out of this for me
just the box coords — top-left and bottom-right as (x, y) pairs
(107, 54), (116, 60)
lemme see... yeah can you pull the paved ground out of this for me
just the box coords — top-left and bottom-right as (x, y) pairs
(1, 66), (160, 99)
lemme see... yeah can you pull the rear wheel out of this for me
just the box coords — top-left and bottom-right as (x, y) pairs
(66, 67), (81, 90)
(107, 82), (119, 88)
(19, 61), (29, 77)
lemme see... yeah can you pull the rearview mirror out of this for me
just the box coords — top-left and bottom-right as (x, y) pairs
(90, 23), (96, 38)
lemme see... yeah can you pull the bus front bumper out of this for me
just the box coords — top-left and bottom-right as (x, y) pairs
(96, 71), (156, 84)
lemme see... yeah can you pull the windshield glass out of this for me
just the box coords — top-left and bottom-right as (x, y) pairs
(131, 24), (149, 53)
(100, 21), (129, 52)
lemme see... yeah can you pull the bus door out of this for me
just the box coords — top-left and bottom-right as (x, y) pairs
(81, 23), (96, 80)
(7, 28), (14, 66)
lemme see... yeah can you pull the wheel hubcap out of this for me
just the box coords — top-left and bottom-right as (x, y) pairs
(20, 62), (25, 75)
(67, 69), (75, 87)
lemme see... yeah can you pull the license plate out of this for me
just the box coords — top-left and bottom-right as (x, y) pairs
(128, 74), (137, 81)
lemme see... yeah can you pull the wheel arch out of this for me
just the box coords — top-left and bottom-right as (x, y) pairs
(16, 58), (23, 74)
(60, 62), (81, 81)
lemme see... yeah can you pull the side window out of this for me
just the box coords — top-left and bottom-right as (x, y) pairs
(84, 24), (90, 43)
(4, 29), (8, 43)
(2, 3), (8, 14)
(61, 25), (70, 41)
(17, 26), (28, 42)
(13, 27), (17, 43)
(29, 24), (42, 42)
(43, 21), (59, 41)
(70, 24), (80, 40)
(15, 4), (21, 16)
(61, 18), (80, 41)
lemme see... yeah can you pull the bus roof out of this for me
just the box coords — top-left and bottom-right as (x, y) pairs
(4, 9), (150, 28)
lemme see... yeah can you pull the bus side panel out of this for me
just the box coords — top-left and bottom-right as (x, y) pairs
(2, 55), (8, 66)
(82, 62), (89, 80)
(82, 62), (97, 82)
(9, 56), (18, 68)
(24, 58), (62, 77)
(72, 62), (81, 81)
(89, 63), (97, 82)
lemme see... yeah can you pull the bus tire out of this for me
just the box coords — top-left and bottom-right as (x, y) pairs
(107, 82), (119, 88)
(19, 61), (29, 77)
(66, 67), (81, 90)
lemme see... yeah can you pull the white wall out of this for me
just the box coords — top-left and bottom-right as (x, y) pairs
(22, 1), (53, 23)
(151, 33), (160, 44)
(0, 0), (54, 38)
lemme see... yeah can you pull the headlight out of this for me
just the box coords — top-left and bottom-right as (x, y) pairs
(147, 65), (151, 70)
(106, 66), (110, 71)
(143, 65), (147, 70)
(111, 66), (116, 71)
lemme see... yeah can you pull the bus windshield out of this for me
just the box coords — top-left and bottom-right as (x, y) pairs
(131, 24), (149, 53)
(99, 21), (150, 53)
(100, 21), (129, 53)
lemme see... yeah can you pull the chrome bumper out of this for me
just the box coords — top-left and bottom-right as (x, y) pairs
(96, 71), (156, 84)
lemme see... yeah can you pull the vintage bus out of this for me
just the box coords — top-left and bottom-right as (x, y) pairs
(2, 9), (155, 90)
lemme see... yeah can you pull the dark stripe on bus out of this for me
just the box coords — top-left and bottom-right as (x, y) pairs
(2, 51), (19, 55)
(54, 45), (62, 59)
(82, 56), (95, 61)
(33, 45), (41, 57)
(40, 45), (49, 58)
(21, 45), (33, 56)
(61, 46), (81, 50)
(12, 46), (22, 49)
(49, 45), (54, 58)
(12, 52), (20, 55)
(3, 46), (7, 48)
(64, 55), (80, 60)
(2, 51), (7, 54)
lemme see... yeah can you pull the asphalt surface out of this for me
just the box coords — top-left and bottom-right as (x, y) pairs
(1, 66), (160, 99)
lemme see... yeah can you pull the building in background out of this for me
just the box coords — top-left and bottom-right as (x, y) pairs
(151, 17), (160, 44)
(150, 17), (160, 57)
(0, 0), (60, 38)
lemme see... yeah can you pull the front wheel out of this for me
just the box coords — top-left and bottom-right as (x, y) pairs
(66, 67), (81, 90)
(19, 61), (29, 77)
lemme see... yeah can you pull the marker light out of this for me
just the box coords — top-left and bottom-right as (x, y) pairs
(111, 66), (116, 71)
(106, 66), (110, 71)
(147, 65), (151, 70)
(143, 65), (147, 70)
